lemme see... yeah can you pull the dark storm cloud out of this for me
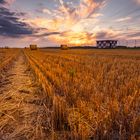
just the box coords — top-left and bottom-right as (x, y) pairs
(0, 0), (6, 4)
(0, 7), (33, 37)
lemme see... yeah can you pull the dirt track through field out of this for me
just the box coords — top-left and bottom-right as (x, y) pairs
(0, 52), (51, 140)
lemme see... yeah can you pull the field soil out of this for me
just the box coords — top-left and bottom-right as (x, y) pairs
(0, 52), (51, 140)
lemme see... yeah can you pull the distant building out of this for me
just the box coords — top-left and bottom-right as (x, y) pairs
(97, 40), (118, 49)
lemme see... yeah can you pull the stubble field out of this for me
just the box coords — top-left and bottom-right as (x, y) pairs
(0, 48), (140, 140)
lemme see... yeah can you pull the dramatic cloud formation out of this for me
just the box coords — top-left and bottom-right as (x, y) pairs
(0, 7), (33, 37)
(0, 0), (140, 47)
(0, 0), (6, 4)
(25, 0), (107, 45)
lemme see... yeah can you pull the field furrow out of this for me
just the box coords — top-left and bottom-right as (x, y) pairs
(23, 49), (140, 140)
(0, 51), (52, 139)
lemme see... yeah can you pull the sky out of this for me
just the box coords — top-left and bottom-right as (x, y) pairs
(0, 0), (140, 47)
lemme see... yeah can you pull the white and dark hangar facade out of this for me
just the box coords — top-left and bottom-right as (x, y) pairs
(96, 40), (118, 48)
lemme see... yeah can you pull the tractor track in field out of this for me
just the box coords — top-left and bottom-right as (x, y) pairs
(0, 51), (52, 140)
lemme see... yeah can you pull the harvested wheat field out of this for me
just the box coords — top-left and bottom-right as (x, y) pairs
(0, 48), (140, 140)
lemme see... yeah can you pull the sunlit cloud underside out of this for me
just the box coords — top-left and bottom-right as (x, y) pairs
(0, 0), (140, 47)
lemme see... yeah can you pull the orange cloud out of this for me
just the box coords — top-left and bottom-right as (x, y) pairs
(135, 0), (140, 4)
(47, 31), (96, 46)
(25, 0), (107, 46)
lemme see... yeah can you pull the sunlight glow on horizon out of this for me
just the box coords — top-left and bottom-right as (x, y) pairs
(0, 0), (140, 47)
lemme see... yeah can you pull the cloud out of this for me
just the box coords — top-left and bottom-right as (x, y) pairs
(0, 0), (6, 4)
(1, 0), (140, 47)
(116, 16), (132, 22)
(42, 8), (52, 14)
(127, 32), (140, 38)
(24, 0), (107, 45)
(0, 0), (15, 6)
(57, 0), (106, 21)
(135, 0), (140, 4)
(35, 31), (61, 37)
(90, 13), (103, 18)
(0, 0), (113, 46)
(95, 28), (120, 40)
(0, 7), (33, 37)
(5, 0), (15, 5)
(78, 0), (106, 18)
